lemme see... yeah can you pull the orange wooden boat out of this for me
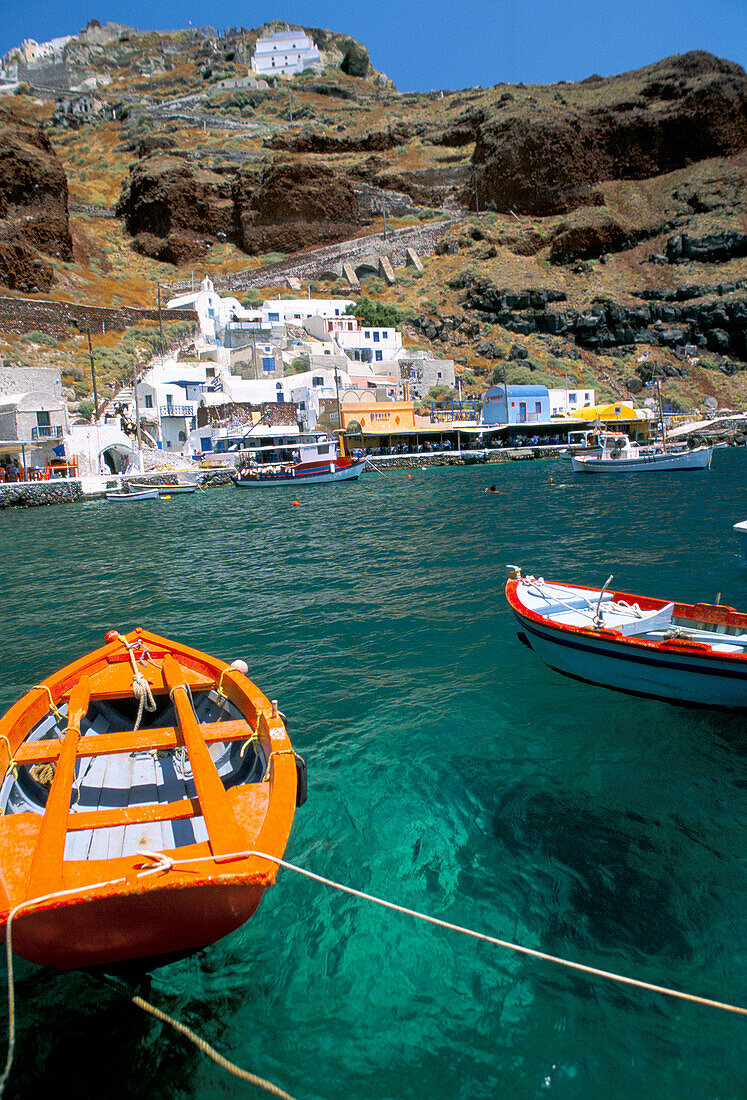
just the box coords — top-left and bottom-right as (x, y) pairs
(0, 629), (306, 970)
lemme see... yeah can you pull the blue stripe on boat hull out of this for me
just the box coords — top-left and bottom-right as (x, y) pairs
(514, 613), (747, 709)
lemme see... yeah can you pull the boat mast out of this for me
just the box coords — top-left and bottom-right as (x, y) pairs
(656, 374), (668, 451)
(334, 363), (345, 456)
(133, 354), (143, 471)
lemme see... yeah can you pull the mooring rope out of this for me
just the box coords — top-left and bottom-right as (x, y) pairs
(152, 849), (746, 1017)
(0, 879), (293, 1099)
(123, 988), (295, 1100)
(2, 849), (744, 1097)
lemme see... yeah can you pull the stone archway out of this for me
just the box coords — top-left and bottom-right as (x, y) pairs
(100, 444), (131, 474)
(355, 262), (379, 279)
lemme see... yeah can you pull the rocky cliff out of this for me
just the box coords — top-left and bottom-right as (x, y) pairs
(470, 53), (747, 215)
(1, 31), (746, 411)
(0, 109), (72, 292)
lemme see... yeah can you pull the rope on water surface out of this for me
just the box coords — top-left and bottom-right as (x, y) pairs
(123, 989), (295, 1100)
(1, 849), (744, 1095)
(140, 849), (747, 1019)
(0, 877), (295, 1099)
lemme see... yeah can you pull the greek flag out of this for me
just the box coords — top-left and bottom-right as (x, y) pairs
(53, 443), (66, 457)
(208, 375), (223, 392)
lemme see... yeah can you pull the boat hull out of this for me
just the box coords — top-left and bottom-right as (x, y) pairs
(735, 521), (747, 560)
(233, 457), (365, 487)
(571, 447), (712, 473)
(0, 629), (300, 969)
(506, 578), (747, 709)
(106, 489), (160, 501)
(8, 875), (265, 970)
(513, 611), (747, 708)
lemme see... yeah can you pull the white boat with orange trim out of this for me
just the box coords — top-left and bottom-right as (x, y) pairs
(570, 432), (712, 473)
(0, 629), (306, 970)
(505, 567), (747, 709)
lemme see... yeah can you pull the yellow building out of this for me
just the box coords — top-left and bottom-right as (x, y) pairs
(317, 398), (480, 453)
(573, 402), (654, 439)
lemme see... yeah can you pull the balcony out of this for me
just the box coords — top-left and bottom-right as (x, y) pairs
(31, 425), (63, 440)
(159, 405), (194, 417)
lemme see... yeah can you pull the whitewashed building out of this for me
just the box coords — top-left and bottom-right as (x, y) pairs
(134, 360), (213, 453)
(64, 421), (134, 476)
(396, 351), (456, 400)
(250, 31), (321, 78)
(548, 387), (596, 416)
(167, 277), (269, 344)
(303, 314), (403, 366)
(262, 298), (355, 325)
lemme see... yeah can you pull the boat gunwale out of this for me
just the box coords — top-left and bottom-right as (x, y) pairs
(505, 578), (747, 663)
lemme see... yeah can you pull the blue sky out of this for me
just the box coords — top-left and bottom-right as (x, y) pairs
(2, 1), (745, 92)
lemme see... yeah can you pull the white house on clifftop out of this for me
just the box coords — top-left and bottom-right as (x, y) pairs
(251, 30), (321, 77)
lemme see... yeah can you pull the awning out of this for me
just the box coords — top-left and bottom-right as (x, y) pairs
(0, 441), (43, 456)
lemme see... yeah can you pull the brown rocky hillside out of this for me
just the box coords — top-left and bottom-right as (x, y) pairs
(0, 23), (746, 414)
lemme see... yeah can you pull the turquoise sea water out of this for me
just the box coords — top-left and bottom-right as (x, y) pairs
(0, 452), (745, 1100)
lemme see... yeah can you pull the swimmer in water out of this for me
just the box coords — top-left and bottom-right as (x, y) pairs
(484, 484), (497, 492)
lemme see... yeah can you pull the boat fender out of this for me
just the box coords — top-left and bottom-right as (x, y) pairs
(294, 753), (308, 807)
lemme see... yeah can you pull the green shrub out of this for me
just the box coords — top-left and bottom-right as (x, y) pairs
(426, 384), (456, 401)
(21, 331), (57, 346)
(353, 296), (406, 328)
(77, 400), (94, 420)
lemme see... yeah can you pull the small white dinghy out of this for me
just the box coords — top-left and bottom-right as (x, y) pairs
(106, 487), (160, 502)
(505, 567), (747, 709)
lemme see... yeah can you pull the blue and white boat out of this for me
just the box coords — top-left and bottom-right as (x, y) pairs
(571, 432), (712, 473)
(735, 520), (747, 560)
(506, 568), (747, 709)
(106, 486), (160, 501)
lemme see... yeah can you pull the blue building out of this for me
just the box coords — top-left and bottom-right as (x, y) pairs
(482, 384), (551, 427)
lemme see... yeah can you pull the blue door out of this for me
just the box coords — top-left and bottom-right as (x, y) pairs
(519, 402), (527, 423)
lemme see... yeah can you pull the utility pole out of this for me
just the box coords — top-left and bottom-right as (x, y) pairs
(133, 355), (143, 467)
(157, 283), (164, 358)
(87, 329), (99, 421)
(381, 197), (387, 241)
(502, 362), (510, 431)
(334, 363), (344, 453)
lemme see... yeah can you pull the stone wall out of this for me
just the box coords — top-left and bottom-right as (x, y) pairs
(0, 297), (194, 338)
(197, 401), (299, 428)
(0, 480), (82, 508)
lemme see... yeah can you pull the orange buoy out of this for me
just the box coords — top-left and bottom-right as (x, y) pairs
(293, 500), (302, 506)
(407, 473), (412, 478)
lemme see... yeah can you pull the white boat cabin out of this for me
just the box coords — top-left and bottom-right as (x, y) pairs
(238, 431), (339, 468)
